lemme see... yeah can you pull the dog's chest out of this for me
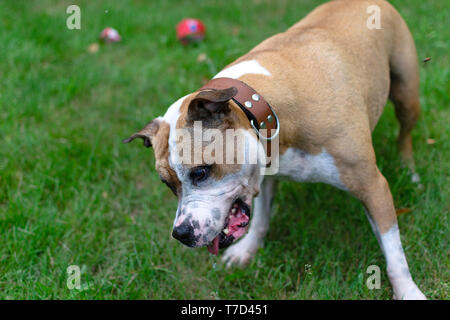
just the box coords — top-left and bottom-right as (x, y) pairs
(277, 148), (347, 190)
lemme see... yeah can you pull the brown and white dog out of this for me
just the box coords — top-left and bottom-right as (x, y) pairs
(124, 0), (426, 299)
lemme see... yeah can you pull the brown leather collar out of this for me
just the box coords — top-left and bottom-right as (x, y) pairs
(199, 77), (279, 159)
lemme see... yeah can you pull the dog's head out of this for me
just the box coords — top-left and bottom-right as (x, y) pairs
(124, 87), (266, 254)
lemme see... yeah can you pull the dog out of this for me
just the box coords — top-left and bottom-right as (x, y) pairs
(124, 0), (426, 299)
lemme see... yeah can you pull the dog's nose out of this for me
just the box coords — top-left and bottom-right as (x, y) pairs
(172, 223), (195, 247)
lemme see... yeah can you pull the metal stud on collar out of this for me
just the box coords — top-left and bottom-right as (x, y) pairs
(252, 94), (260, 101)
(244, 101), (253, 108)
(250, 109), (280, 141)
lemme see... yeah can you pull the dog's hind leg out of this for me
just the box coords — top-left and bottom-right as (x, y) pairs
(337, 148), (426, 299)
(389, 18), (421, 182)
(222, 178), (277, 267)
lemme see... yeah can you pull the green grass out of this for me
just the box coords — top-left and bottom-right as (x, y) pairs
(0, 0), (448, 299)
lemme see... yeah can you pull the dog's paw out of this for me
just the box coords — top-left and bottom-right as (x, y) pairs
(411, 172), (421, 183)
(409, 171), (423, 189)
(221, 236), (260, 268)
(393, 283), (427, 300)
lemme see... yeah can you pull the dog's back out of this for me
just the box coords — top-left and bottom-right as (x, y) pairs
(232, 0), (419, 149)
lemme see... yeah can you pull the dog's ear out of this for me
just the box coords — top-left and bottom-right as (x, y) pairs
(123, 119), (160, 148)
(186, 86), (237, 121)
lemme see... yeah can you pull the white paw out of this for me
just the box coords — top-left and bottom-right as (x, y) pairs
(411, 172), (421, 183)
(393, 283), (427, 300)
(221, 236), (261, 268)
(410, 172), (423, 189)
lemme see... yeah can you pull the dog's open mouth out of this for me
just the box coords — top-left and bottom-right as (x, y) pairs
(207, 199), (250, 255)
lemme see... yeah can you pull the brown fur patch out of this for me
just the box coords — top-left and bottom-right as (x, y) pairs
(152, 121), (181, 195)
(174, 95), (254, 181)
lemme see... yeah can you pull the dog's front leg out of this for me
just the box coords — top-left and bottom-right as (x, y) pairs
(222, 178), (277, 267)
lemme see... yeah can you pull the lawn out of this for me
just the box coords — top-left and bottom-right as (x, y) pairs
(0, 0), (448, 299)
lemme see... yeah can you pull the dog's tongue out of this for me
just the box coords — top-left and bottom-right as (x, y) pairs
(207, 235), (220, 255)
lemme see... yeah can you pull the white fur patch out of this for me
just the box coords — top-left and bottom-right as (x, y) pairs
(213, 60), (271, 79)
(379, 225), (426, 299)
(163, 95), (189, 167)
(278, 148), (347, 190)
(163, 94), (188, 132)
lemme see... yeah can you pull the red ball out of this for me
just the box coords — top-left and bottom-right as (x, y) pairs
(176, 18), (206, 45)
(99, 27), (121, 43)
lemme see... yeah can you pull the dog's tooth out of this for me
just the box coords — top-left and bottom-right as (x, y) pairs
(223, 228), (229, 235)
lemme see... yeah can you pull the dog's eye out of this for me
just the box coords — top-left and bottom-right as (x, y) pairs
(189, 166), (210, 184)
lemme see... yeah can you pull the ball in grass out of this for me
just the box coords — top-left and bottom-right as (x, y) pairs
(99, 27), (121, 43)
(176, 18), (206, 45)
